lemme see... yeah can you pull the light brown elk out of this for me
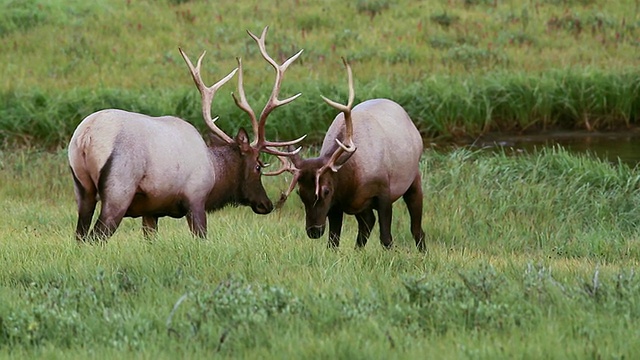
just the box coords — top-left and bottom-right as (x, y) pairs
(68, 27), (304, 242)
(276, 59), (426, 251)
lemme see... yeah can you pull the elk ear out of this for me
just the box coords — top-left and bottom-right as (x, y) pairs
(235, 127), (252, 153)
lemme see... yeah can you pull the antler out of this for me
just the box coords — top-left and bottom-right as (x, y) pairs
(265, 154), (302, 209)
(179, 48), (238, 143)
(273, 58), (358, 204)
(315, 58), (357, 195)
(262, 153), (299, 176)
(232, 26), (306, 156)
(256, 148), (302, 209)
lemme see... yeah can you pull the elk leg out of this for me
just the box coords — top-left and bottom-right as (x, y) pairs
(90, 201), (129, 242)
(76, 196), (98, 242)
(187, 204), (207, 239)
(355, 208), (376, 248)
(377, 193), (394, 249)
(403, 173), (426, 252)
(71, 169), (97, 242)
(142, 216), (158, 240)
(90, 175), (137, 242)
(327, 208), (344, 248)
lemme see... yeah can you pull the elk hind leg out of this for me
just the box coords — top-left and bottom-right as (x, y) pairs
(71, 168), (97, 242)
(89, 164), (137, 242)
(403, 173), (426, 252)
(90, 198), (132, 241)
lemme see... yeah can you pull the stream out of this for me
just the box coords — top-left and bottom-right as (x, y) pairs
(469, 130), (640, 167)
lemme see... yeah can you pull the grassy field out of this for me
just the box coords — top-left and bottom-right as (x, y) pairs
(1, 147), (639, 358)
(2, 0), (640, 358)
(3, 0), (639, 89)
(1, 0), (640, 147)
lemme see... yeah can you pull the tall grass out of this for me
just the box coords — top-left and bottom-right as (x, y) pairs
(2, 69), (639, 148)
(0, 147), (639, 357)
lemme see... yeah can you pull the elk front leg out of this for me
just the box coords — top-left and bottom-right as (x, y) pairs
(403, 173), (426, 252)
(377, 193), (394, 249)
(355, 208), (376, 249)
(187, 204), (207, 238)
(327, 208), (344, 248)
(142, 216), (158, 240)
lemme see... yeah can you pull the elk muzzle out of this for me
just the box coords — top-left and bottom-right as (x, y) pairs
(251, 198), (274, 214)
(306, 224), (326, 239)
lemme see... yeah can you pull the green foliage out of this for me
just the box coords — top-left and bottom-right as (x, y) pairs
(355, 0), (391, 18)
(0, 0), (48, 36)
(430, 11), (460, 28)
(443, 44), (509, 70)
(0, 269), (152, 349)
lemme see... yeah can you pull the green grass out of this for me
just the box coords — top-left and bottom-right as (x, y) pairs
(1, 147), (639, 358)
(2, 0), (640, 357)
(2, 0), (639, 89)
(2, 69), (639, 148)
(1, 0), (640, 147)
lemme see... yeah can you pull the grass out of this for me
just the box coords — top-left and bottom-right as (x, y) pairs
(2, 0), (640, 357)
(2, 69), (639, 148)
(1, 147), (639, 358)
(1, 0), (640, 147)
(2, 0), (639, 89)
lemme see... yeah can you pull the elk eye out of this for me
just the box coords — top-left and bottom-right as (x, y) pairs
(255, 165), (261, 172)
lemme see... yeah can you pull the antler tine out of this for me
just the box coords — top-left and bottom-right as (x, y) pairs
(261, 148), (302, 210)
(316, 58), (357, 187)
(263, 153), (297, 176)
(231, 57), (259, 136)
(275, 169), (302, 210)
(260, 134), (307, 157)
(246, 26), (305, 150)
(321, 57), (356, 153)
(179, 47), (237, 144)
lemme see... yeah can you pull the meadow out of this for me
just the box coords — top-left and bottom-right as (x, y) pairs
(1, 147), (640, 358)
(2, 0), (640, 358)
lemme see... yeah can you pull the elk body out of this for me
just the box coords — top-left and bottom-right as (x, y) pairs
(280, 60), (425, 251)
(68, 27), (303, 242)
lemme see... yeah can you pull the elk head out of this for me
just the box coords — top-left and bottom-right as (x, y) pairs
(180, 26), (305, 214)
(270, 59), (356, 238)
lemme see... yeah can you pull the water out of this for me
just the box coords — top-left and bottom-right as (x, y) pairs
(470, 130), (640, 167)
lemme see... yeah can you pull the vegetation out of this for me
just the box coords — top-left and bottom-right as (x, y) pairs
(1, 147), (639, 358)
(1, 0), (640, 147)
(2, 0), (640, 357)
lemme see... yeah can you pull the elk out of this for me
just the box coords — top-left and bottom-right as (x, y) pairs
(68, 26), (304, 242)
(275, 59), (426, 251)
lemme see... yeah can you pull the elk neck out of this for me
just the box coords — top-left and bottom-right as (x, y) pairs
(204, 143), (244, 211)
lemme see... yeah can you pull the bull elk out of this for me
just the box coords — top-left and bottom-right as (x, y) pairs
(68, 26), (304, 242)
(276, 59), (426, 251)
